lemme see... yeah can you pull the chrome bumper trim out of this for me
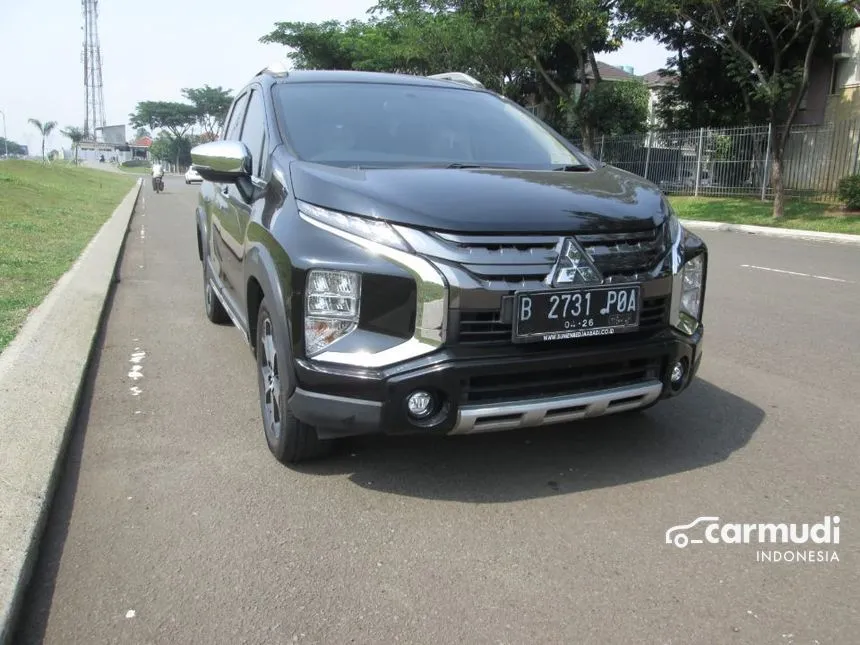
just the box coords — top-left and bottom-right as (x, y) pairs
(298, 209), (448, 368)
(449, 380), (663, 435)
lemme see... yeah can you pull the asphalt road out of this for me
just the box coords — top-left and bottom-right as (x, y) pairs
(14, 178), (860, 644)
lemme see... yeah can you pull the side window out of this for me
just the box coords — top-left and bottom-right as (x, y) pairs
(239, 89), (268, 177)
(224, 93), (249, 141)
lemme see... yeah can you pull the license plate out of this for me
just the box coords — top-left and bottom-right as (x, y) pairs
(513, 285), (641, 343)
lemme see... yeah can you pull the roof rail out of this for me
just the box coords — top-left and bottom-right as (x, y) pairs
(427, 72), (484, 89)
(255, 60), (290, 78)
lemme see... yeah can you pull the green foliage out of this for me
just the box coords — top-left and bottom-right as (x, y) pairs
(28, 118), (57, 161)
(61, 126), (85, 164)
(148, 131), (201, 166)
(0, 137), (27, 155)
(129, 101), (197, 140)
(181, 85), (234, 139)
(578, 80), (649, 136)
(837, 174), (860, 210)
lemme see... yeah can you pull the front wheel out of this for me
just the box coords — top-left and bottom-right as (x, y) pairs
(256, 300), (331, 464)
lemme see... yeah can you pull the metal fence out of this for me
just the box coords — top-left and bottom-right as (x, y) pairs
(568, 119), (860, 201)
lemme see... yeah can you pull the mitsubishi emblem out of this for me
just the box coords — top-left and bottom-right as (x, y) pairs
(546, 237), (603, 287)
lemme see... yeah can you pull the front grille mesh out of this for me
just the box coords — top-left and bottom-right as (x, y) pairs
(461, 357), (662, 404)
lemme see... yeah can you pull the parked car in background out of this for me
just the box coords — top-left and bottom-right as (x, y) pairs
(190, 65), (708, 464)
(185, 166), (202, 184)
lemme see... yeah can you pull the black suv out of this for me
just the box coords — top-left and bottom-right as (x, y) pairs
(190, 65), (707, 464)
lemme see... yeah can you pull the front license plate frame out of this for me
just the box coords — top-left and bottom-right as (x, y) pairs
(512, 284), (642, 343)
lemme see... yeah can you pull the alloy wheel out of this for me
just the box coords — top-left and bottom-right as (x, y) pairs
(259, 316), (282, 443)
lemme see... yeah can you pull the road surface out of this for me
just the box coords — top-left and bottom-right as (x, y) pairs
(15, 178), (860, 644)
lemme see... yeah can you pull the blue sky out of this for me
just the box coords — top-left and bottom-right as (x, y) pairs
(0, 0), (670, 152)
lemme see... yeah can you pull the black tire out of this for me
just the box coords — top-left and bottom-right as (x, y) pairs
(256, 299), (332, 464)
(202, 256), (230, 325)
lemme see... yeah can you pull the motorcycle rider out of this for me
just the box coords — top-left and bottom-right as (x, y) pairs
(151, 161), (165, 191)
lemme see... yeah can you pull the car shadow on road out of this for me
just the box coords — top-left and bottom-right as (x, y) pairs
(292, 378), (763, 503)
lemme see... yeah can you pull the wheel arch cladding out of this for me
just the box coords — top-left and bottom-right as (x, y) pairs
(245, 243), (291, 353)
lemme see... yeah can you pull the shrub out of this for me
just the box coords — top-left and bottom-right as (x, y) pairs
(121, 159), (151, 168)
(837, 174), (860, 210)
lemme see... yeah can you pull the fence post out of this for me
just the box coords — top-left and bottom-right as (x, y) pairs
(852, 119), (860, 174)
(694, 127), (704, 197)
(599, 135), (605, 162)
(643, 130), (653, 180)
(761, 122), (773, 201)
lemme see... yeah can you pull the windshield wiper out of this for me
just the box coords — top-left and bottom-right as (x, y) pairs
(552, 164), (593, 172)
(444, 162), (485, 169)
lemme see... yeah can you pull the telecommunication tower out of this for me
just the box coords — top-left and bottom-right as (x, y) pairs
(81, 0), (106, 140)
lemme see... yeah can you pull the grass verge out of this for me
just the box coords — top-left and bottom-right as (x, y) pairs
(669, 196), (860, 235)
(0, 160), (135, 352)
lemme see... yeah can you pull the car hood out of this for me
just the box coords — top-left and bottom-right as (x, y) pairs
(288, 162), (669, 233)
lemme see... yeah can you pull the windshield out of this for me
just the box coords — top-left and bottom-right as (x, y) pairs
(273, 82), (590, 169)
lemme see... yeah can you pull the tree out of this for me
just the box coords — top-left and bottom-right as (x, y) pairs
(181, 85), (234, 140)
(134, 127), (151, 139)
(578, 80), (650, 136)
(129, 101), (197, 168)
(28, 118), (57, 162)
(623, 0), (852, 218)
(61, 126), (85, 164)
(0, 137), (27, 156)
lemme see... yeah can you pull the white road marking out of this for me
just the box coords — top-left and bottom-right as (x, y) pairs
(128, 349), (146, 395)
(125, 610), (136, 619)
(741, 264), (854, 284)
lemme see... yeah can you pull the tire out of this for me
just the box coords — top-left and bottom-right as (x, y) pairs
(202, 256), (230, 325)
(256, 299), (332, 464)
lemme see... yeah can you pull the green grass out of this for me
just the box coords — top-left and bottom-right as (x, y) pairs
(0, 160), (135, 352)
(669, 196), (860, 235)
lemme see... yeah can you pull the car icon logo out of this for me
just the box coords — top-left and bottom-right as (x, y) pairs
(665, 516), (720, 548)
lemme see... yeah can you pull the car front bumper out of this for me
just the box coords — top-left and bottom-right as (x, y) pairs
(289, 325), (703, 440)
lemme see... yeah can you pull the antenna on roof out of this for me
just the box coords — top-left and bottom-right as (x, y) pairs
(427, 72), (485, 89)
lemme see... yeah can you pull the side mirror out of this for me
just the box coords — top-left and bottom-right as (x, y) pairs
(191, 140), (251, 183)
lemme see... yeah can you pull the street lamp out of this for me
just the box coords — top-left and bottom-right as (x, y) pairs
(0, 109), (7, 158)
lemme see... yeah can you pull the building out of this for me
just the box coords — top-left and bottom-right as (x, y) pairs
(639, 69), (677, 128)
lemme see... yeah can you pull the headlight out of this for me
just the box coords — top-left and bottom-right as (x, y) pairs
(297, 201), (410, 251)
(680, 254), (704, 319)
(671, 253), (705, 336)
(305, 269), (361, 356)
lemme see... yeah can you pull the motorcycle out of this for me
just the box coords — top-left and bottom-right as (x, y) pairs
(153, 175), (164, 193)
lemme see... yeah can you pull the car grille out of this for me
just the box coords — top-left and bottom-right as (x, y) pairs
(456, 295), (670, 345)
(461, 357), (662, 404)
(429, 224), (667, 287)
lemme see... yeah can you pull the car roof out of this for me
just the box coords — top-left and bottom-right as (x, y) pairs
(255, 68), (485, 91)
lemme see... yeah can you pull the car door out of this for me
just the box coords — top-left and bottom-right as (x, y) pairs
(221, 86), (269, 307)
(210, 91), (249, 297)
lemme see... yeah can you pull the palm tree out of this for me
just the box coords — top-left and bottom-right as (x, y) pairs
(28, 118), (57, 162)
(61, 126), (85, 164)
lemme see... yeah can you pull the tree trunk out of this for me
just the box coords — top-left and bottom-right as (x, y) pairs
(771, 142), (785, 219)
(41, 137), (45, 162)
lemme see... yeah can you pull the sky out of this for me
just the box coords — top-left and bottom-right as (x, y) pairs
(0, 0), (671, 153)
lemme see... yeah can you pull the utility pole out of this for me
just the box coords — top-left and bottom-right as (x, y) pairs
(0, 109), (7, 158)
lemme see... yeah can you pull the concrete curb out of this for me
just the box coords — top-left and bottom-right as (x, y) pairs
(680, 219), (860, 246)
(0, 178), (143, 645)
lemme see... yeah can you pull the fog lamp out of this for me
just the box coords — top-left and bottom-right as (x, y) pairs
(406, 390), (434, 419)
(670, 361), (685, 385)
